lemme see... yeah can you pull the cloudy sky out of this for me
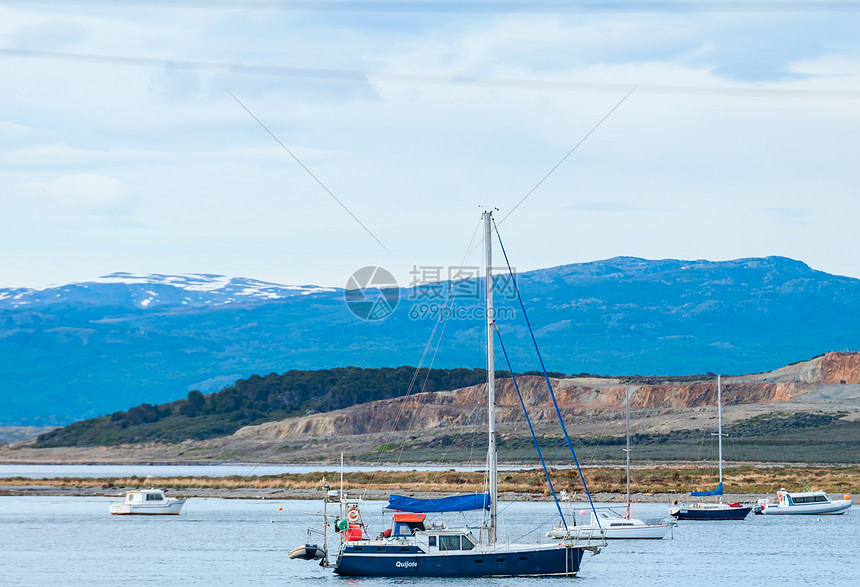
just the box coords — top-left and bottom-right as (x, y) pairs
(1, 1), (859, 289)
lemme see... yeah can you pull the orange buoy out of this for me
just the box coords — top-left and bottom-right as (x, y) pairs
(345, 524), (363, 541)
(844, 494), (851, 501)
(279, 506), (283, 511)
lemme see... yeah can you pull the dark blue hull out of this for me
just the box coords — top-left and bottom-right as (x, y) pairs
(334, 545), (584, 577)
(671, 506), (751, 521)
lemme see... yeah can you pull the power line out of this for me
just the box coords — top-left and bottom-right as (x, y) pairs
(3, 1), (860, 13)
(3, 48), (859, 101)
(225, 88), (393, 256)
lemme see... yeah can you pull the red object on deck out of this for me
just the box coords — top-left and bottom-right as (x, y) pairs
(392, 513), (426, 523)
(345, 525), (363, 541)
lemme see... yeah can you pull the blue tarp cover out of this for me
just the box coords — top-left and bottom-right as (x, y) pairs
(691, 482), (723, 497)
(386, 493), (491, 513)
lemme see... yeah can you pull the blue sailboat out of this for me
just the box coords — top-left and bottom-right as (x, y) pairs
(669, 375), (751, 521)
(294, 210), (603, 577)
(334, 493), (588, 577)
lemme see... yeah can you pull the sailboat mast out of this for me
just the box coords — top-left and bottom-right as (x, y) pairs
(484, 210), (498, 544)
(625, 382), (631, 519)
(717, 374), (723, 500)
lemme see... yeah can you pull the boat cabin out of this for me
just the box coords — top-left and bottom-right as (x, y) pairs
(778, 489), (831, 506)
(425, 532), (476, 551)
(390, 514), (477, 552)
(362, 512), (477, 553)
(592, 511), (637, 527)
(124, 490), (166, 504)
(391, 513), (426, 537)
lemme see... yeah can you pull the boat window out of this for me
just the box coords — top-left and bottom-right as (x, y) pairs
(428, 536), (436, 547)
(438, 535), (460, 551)
(792, 495), (828, 504)
(146, 493), (163, 501)
(437, 535), (473, 551)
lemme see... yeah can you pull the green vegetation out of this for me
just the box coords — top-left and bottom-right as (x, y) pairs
(7, 465), (857, 495)
(356, 412), (860, 465)
(33, 366), (512, 447)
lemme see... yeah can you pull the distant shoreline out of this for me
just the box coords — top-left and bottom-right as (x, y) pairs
(2, 459), (858, 467)
(1, 464), (856, 500)
(0, 483), (788, 503)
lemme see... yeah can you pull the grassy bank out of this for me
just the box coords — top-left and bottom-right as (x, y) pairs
(3, 465), (858, 495)
(358, 416), (860, 464)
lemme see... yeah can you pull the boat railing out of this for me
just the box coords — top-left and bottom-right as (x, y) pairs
(643, 517), (675, 525)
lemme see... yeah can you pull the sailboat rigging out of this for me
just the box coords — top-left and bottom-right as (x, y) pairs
(548, 382), (675, 539)
(291, 210), (602, 577)
(669, 374), (751, 521)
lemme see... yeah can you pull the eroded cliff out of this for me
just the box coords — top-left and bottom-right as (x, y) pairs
(233, 352), (860, 441)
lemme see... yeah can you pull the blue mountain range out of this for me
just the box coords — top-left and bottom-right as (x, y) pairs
(2, 257), (858, 426)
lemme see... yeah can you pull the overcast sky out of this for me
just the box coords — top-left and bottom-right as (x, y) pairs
(2, 1), (859, 289)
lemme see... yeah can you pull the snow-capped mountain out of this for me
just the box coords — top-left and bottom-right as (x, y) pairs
(0, 272), (338, 310)
(3, 256), (860, 426)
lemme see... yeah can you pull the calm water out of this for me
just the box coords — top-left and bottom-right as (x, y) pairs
(1, 497), (856, 586)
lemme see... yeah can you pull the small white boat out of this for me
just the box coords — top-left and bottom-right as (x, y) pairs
(109, 489), (186, 515)
(548, 508), (674, 540)
(549, 383), (674, 540)
(754, 489), (852, 515)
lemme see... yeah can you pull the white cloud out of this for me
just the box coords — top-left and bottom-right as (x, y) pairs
(0, 120), (36, 137)
(20, 173), (133, 215)
(0, 143), (163, 166)
(0, 4), (859, 289)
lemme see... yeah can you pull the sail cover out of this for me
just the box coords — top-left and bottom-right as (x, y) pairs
(691, 482), (723, 497)
(386, 493), (491, 513)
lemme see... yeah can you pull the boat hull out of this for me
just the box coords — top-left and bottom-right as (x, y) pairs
(670, 506), (750, 521)
(289, 544), (325, 560)
(109, 499), (186, 515)
(334, 544), (584, 577)
(758, 500), (852, 515)
(551, 525), (672, 540)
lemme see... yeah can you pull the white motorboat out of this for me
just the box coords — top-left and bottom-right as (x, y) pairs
(109, 489), (186, 515)
(754, 489), (852, 515)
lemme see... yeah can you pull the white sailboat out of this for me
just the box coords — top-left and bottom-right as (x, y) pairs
(548, 383), (675, 539)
